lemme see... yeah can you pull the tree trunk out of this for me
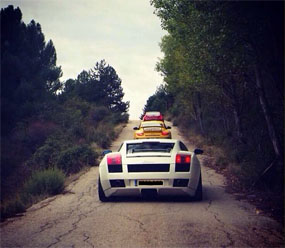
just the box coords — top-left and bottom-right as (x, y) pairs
(231, 82), (245, 144)
(233, 107), (243, 142)
(254, 64), (282, 158)
(196, 92), (205, 135)
(192, 92), (205, 135)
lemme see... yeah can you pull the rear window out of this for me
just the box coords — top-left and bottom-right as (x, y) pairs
(143, 112), (163, 121)
(127, 142), (174, 154)
(145, 112), (160, 116)
(141, 122), (163, 128)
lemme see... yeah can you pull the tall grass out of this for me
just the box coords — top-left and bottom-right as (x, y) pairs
(23, 168), (65, 196)
(1, 168), (65, 220)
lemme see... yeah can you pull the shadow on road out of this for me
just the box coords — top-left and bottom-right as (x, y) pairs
(101, 184), (227, 204)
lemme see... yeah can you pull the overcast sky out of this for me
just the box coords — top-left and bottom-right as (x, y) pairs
(1, 0), (166, 119)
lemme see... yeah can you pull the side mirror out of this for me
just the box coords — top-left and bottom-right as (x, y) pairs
(133, 127), (139, 130)
(166, 126), (171, 129)
(194, 148), (203, 155)
(102, 150), (112, 156)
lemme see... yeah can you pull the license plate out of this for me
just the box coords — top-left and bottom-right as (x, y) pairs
(138, 180), (163, 186)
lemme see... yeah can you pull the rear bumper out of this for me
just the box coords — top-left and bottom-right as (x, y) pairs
(105, 187), (195, 197)
(101, 176), (196, 198)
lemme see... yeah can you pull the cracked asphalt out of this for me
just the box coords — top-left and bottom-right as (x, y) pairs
(1, 120), (284, 248)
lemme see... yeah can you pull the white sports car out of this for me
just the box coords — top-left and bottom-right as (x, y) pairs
(98, 139), (203, 201)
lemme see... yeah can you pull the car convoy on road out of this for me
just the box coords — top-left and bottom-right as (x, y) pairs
(98, 111), (204, 201)
(133, 120), (172, 139)
(133, 111), (172, 139)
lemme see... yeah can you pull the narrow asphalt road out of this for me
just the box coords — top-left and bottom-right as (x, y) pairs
(1, 120), (284, 247)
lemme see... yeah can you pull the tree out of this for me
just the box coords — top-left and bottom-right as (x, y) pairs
(1, 5), (62, 135)
(62, 60), (129, 114)
(142, 85), (170, 115)
(151, 0), (284, 187)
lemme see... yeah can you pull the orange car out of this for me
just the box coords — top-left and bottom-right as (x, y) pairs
(133, 120), (171, 139)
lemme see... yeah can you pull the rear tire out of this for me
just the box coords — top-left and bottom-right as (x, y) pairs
(98, 177), (108, 202)
(193, 174), (203, 201)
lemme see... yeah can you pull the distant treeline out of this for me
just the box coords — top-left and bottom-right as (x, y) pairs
(1, 5), (129, 218)
(144, 1), (284, 190)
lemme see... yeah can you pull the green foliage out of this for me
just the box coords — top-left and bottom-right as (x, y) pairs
(1, 6), (62, 135)
(56, 145), (96, 174)
(61, 60), (129, 114)
(29, 133), (98, 174)
(1, 196), (26, 220)
(1, 5), (130, 221)
(1, 167), (65, 220)
(111, 112), (129, 124)
(150, 0), (284, 191)
(23, 168), (65, 197)
(1, 168), (65, 220)
(142, 85), (170, 116)
(90, 106), (110, 124)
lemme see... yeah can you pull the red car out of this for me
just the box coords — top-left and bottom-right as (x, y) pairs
(143, 111), (164, 121)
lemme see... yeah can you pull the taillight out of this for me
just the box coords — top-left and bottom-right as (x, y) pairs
(175, 154), (191, 172)
(176, 154), (182, 163)
(161, 130), (169, 136)
(107, 154), (122, 173)
(107, 154), (122, 165)
(136, 131), (144, 136)
(185, 155), (191, 163)
(176, 154), (191, 163)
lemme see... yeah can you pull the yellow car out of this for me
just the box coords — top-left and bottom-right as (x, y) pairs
(133, 120), (172, 139)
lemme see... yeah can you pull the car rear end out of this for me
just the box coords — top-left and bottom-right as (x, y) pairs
(99, 140), (200, 199)
(142, 111), (163, 121)
(134, 121), (171, 139)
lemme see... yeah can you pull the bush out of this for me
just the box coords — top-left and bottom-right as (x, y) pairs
(28, 133), (98, 174)
(91, 123), (115, 148)
(89, 106), (110, 124)
(23, 168), (65, 197)
(28, 133), (67, 169)
(111, 112), (129, 124)
(56, 145), (97, 174)
(1, 168), (65, 221)
(1, 97), (126, 221)
(93, 131), (111, 149)
(25, 120), (57, 149)
(1, 196), (26, 220)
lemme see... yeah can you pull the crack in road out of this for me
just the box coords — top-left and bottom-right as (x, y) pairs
(46, 212), (88, 248)
(117, 214), (147, 233)
(213, 213), (235, 247)
(37, 182), (105, 248)
(83, 232), (95, 248)
(204, 200), (236, 248)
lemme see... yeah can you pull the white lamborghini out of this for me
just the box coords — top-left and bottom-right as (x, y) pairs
(98, 139), (203, 201)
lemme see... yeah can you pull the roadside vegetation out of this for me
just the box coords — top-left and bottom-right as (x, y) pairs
(1, 6), (129, 220)
(146, 1), (284, 222)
